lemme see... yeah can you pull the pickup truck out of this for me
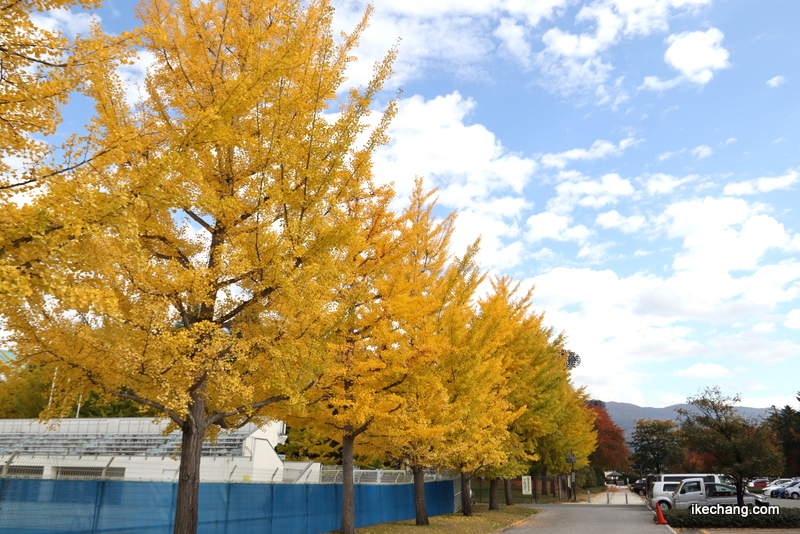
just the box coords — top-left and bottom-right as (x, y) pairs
(672, 478), (770, 510)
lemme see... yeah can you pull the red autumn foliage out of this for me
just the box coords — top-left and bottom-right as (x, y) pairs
(587, 401), (631, 472)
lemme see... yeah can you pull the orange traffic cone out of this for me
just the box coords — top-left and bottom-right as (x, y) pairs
(654, 504), (668, 525)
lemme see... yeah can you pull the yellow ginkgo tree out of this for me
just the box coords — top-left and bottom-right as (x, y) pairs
(289, 182), (469, 534)
(355, 183), (484, 526)
(1, 0), (396, 533)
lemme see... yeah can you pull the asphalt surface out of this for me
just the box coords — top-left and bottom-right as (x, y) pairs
(766, 495), (800, 508)
(495, 493), (799, 534)
(500, 504), (671, 534)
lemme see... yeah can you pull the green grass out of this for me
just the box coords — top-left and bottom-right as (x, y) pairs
(353, 505), (540, 534)
(470, 480), (561, 505)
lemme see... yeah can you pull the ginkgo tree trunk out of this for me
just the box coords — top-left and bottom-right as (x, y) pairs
(1, 1), (396, 533)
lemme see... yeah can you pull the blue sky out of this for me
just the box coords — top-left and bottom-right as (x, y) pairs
(20, 0), (800, 409)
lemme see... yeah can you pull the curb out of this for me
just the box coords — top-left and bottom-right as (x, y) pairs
(651, 509), (678, 533)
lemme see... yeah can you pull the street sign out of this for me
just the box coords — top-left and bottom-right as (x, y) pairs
(522, 476), (532, 495)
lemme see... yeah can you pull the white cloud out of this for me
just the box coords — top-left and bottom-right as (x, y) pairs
(609, 0), (712, 36)
(639, 75), (682, 91)
(31, 8), (95, 38)
(785, 309), (800, 329)
(664, 28), (730, 84)
(547, 173), (636, 213)
(494, 18), (533, 67)
(534, 0), (710, 99)
(723, 168), (799, 196)
(449, 208), (525, 270)
(641, 27), (729, 90)
(740, 395), (799, 409)
(675, 362), (733, 378)
(541, 25), (613, 60)
(663, 197), (795, 273)
(713, 333), (800, 364)
(657, 392), (688, 407)
(525, 212), (594, 243)
(691, 145), (713, 159)
(334, 0), (715, 104)
(373, 92), (537, 203)
(332, 3), (494, 89)
(541, 137), (639, 168)
(766, 75), (786, 88)
(369, 91), (536, 270)
(117, 51), (156, 105)
(331, 0), (576, 90)
(577, 241), (615, 261)
(643, 173), (696, 195)
(536, 52), (616, 97)
(596, 210), (646, 233)
(656, 149), (686, 161)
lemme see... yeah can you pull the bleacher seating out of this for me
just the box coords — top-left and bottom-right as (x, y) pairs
(0, 429), (250, 457)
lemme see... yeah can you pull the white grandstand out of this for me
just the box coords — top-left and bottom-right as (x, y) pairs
(0, 417), (322, 483)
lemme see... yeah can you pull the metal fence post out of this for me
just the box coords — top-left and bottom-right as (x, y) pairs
(91, 480), (105, 534)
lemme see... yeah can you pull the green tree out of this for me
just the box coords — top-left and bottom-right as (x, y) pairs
(678, 387), (784, 506)
(0, 362), (48, 418)
(767, 395), (800, 477)
(68, 391), (158, 418)
(628, 419), (683, 475)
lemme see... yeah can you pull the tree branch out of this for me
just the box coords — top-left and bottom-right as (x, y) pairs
(207, 395), (289, 427)
(110, 390), (186, 429)
(182, 208), (214, 232)
(216, 286), (277, 325)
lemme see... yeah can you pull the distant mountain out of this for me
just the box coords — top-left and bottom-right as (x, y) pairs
(603, 401), (770, 440)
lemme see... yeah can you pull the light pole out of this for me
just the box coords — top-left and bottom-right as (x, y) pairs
(561, 350), (581, 502)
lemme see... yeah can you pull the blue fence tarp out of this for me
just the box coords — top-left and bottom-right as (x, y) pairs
(0, 478), (454, 534)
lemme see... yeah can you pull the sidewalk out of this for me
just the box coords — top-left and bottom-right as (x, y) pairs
(567, 486), (648, 505)
(499, 503), (672, 534)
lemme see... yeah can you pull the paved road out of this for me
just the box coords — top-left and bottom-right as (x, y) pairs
(766, 495), (800, 508)
(580, 488), (646, 505)
(500, 504), (671, 534)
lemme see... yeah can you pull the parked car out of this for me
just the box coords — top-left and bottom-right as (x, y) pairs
(648, 481), (680, 510)
(784, 484), (800, 500)
(775, 480), (800, 498)
(749, 478), (769, 488)
(763, 479), (794, 497)
(672, 478), (769, 510)
(630, 479), (646, 495)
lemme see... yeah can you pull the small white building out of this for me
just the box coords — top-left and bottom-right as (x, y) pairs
(0, 417), (313, 483)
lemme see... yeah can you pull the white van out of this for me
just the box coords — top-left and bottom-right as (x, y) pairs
(652, 473), (732, 485)
(648, 481), (681, 510)
(672, 478), (769, 510)
(647, 473), (731, 495)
